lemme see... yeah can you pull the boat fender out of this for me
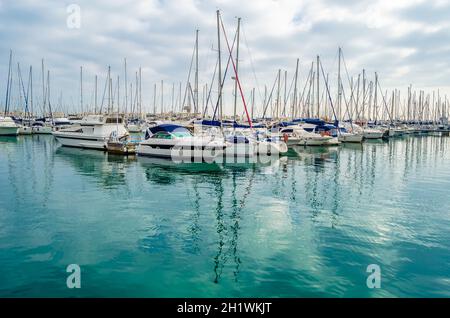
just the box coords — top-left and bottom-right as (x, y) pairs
(283, 133), (289, 143)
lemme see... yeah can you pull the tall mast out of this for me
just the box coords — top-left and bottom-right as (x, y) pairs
(251, 87), (255, 120)
(195, 29), (199, 114)
(42, 59), (46, 116)
(139, 66), (142, 118)
(179, 82), (182, 113)
(117, 75), (120, 114)
(116, 75), (119, 131)
(107, 66), (111, 113)
(172, 82), (175, 113)
(316, 55), (320, 118)
(124, 58), (127, 116)
(233, 17), (241, 123)
(47, 70), (53, 120)
(94, 75), (98, 114)
(362, 69), (366, 120)
(29, 66), (33, 117)
(292, 58), (299, 120)
(216, 10), (222, 121)
(80, 66), (83, 114)
(161, 80), (164, 114)
(337, 48), (341, 120)
(276, 69), (281, 119)
(374, 72), (378, 122)
(4, 50), (12, 116)
(284, 70), (287, 117)
(153, 83), (156, 115)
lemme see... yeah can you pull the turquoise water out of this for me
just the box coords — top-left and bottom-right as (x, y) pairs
(0, 134), (450, 297)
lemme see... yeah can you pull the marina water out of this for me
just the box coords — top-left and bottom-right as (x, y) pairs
(1, 135), (449, 297)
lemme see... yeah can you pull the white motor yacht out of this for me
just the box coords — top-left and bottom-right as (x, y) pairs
(0, 116), (19, 136)
(138, 124), (227, 162)
(52, 115), (128, 150)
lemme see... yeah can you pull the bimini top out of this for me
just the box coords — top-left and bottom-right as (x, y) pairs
(149, 124), (189, 134)
(277, 121), (297, 127)
(145, 124), (191, 139)
(293, 118), (325, 125)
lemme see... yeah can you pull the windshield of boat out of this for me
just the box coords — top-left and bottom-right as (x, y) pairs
(151, 131), (173, 139)
(171, 131), (191, 138)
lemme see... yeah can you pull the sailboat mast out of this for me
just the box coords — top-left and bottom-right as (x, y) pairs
(47, 70), (53, 120)
(216, 10), (222, 121)
(283, 70), (287, 117)
(233, 17), (241, 123)
(139, 67), (142, 119)
(4, 50), (12, 116)
(161, 80), (164, 114)
(153, 83), (156, 115)
(80, 66), (83, 114)
(292, 58), (299, 120)
(94, 75), (98, 114)
(337, 48), (341, 120)
(251, 87), (255, 120)
(124, 58), (127, 116)
(195, 29), (199, 114)
(172, 82), (175, 113)
(276, 69), (281, 119)
(316, 55), (320, 118)
(42, 59), (46, 116)
(29, 66), (33, 117)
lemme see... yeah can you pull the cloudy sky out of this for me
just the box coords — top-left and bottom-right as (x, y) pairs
(1, 0), (450, 116)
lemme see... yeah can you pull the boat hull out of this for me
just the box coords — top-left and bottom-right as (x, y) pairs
(19, 126), (33, 135)
(53, 133), (108, 150)
(32, 126), (53, 134)
(338, 134), (363, 143)
(0, 127), (19, 136)
(138, 144), (224, 162)
(363, 131), (383, 139)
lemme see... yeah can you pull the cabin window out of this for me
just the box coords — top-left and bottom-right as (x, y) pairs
(106, 117), (123, 124)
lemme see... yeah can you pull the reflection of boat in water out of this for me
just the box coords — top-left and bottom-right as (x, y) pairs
(55, 146), (134, 187)
(364, 138), (386, 144)
(340, 142), (363, 151)
(138, 156), (224, 174)
(0, 135), (19, 143)
(292, 145), (338, 165)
